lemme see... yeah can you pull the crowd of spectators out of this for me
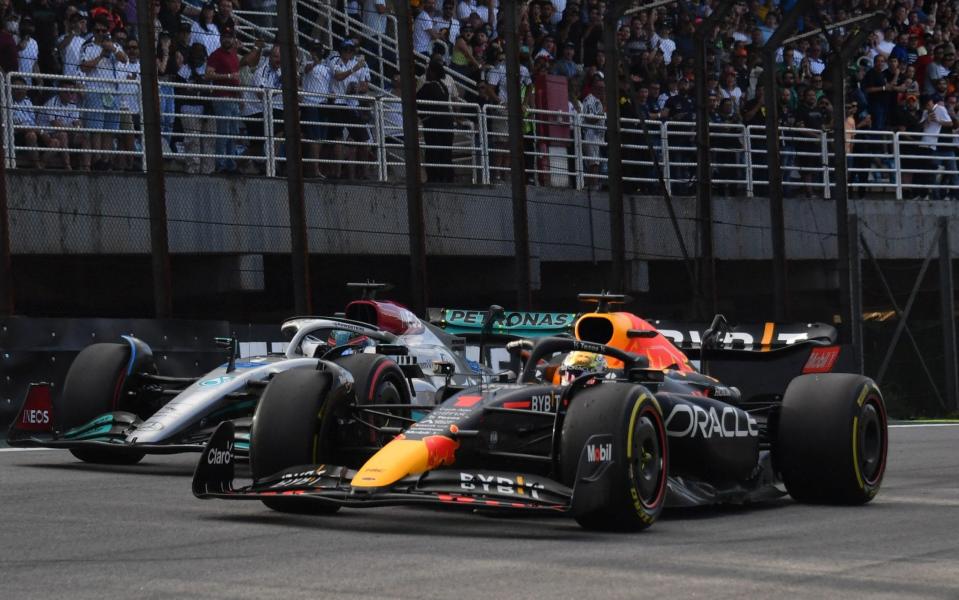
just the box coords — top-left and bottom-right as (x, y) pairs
(408, 0), (959, 194)
(0, 0), (376, 176)
(4, 0), (959, 195)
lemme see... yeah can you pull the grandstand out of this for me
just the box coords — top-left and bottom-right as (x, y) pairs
(5, 0), (958, 198)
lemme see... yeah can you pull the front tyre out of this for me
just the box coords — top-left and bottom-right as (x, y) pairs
(777, 373), (888, 504)
(250, 368), (339, 514)
(560, 383), (668, 531)
(59, 343), (146, 465)
(334, 353), (410, 447)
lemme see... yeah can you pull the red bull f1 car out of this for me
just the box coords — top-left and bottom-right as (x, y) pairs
(193, 294), (888, 531)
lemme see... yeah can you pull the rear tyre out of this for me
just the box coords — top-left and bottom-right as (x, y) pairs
(777, 374), (887, 504)
(58, 343), (145, 465)
(560, 383), (668, 531)
(250, 368), (340, 514)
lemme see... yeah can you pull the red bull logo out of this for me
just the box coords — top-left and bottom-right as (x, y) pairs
(423, 435), (459, 468)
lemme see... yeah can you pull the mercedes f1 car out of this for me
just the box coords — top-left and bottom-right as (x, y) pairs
(7, 285), (482, 465)
(192, 294), (887, 531)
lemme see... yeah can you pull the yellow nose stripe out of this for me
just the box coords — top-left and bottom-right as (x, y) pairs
(351, 439), (431, 489)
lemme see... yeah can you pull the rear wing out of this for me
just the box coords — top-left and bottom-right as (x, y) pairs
(648, 320), (838, 353)
(428, 308), (576, 339)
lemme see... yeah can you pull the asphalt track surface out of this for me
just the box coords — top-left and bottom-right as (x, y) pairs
(1, 425), (957, 599)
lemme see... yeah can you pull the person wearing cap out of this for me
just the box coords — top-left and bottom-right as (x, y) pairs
(330, 38), (372, 180)
(450, 23), (480, 78)
(550, 41), (578, 79)
(58, 11), (86, 78)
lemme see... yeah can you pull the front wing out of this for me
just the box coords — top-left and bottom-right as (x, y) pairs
(193, 422), (572, 512)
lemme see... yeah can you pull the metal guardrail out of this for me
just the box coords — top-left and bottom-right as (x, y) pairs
(6, 70), (959, 198)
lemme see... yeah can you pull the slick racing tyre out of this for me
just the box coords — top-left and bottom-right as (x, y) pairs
(58, 343), (146, 465)
(560, 383), (668, 531)
(334, 353), (410, 447)
(250, 368), (339, 514)
(776, 373), (887, 504)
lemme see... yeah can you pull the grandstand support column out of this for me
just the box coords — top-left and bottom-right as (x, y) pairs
(0, 125), (11, 316)
(939, 217), (958, 412)
(826, 13), (880, 360)
(504, 0), (531, 309)
(136, 0), (172, 318)
(602, 3), (626, 294)
(761, 0), (812, 321)
(394, 0), (428, 314)
(691, 0), (736, 318)
(849, 215), (863, 374)
(277, 0), (312, 314)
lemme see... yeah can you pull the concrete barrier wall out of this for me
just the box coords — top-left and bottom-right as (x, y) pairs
(7, 171), (953, 260)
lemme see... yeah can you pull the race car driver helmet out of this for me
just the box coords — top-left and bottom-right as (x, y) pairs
(557, 351), (607, 384)
(330, 330), (374, 354)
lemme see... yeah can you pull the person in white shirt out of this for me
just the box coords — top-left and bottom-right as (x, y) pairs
(302, 41), (333, 177)
(58, 12), (87, 78)
(486, 52), (531, 104)
(920, 93), (957, 198)
(580, 73), (606, 189)
(433, 1), (461, 46)
(191, 2), (221, 58)
(457, 0), (480, 21)
(413, 0), (440, 54)
(79, 17), (128, 168)
(362, 0), (387, 34)
(116, 37), (142, 170)
(719, 71), (743, 112)
(37, 82), (90, 170)
(9, 76), (42, 168)
(17, 18), (39, 85)
(360, 0), (388, 84)
(250, 44), (284, 167)
(329, 39), (372, 179)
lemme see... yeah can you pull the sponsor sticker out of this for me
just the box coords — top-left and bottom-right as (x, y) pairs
(459, 472), (544, 499)
(587, 441), (612, 463)
(803, 346), (841, 374)
(200, 376), (235, 387)
(16, 384), (54, 432)
(207, 441), (234, 465)
(664, 404), (758, 439)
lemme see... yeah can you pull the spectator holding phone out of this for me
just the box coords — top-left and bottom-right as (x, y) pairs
(79, 16), (127, 170)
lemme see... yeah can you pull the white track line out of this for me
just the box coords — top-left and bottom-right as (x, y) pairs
(890, 423), (959, 428)
(0, 447), (55, 452)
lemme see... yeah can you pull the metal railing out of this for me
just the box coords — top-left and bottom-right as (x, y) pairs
(7, 70), (959, 198)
